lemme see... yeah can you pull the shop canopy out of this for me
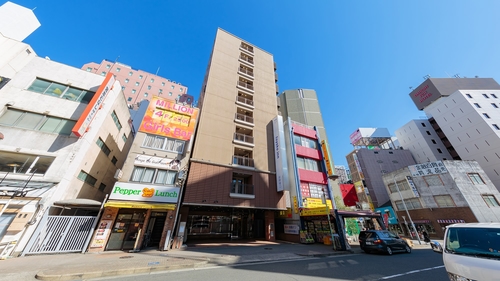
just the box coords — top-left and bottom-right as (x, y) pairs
(104, 200), (176, 210)
(437, 219), (465, 224)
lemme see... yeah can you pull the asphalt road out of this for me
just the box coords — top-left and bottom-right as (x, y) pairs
(92, 248), (448, 281)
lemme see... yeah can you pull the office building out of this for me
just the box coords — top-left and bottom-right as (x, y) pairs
(407, 78), (500, 191)
(0, 2), (132, 256)
(179, 29), (285, 242)
(82, 60), (189, 109)
(346, 128), (416, 209)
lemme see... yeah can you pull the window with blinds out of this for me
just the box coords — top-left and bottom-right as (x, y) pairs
(434, 195), (455, 207)
(424, 174), (443, 186)
(142, 134), (185, 153)
(130, 166), (177, 185)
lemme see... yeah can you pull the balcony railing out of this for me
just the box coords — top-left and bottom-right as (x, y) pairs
(239, 67), (254, 77)
(235, 113), (254, 124)
(238, 80), (253, 91)
(232, 155), (254, 167)
(234, 132), (254, 144)
(230, 182), (254, 195)
(240, 44), (254, 53)
(239, 56), (254, 65)
(236, 96), (254, 106)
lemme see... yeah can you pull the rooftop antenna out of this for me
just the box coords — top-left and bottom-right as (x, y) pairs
(423, 74), (430, 80)
(32, 7), (37, 11)
(155, 67), (160, 76)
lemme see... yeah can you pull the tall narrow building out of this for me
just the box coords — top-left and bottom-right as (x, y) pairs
(179, 29), (285, 242)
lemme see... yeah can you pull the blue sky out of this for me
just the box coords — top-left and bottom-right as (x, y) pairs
(6, 0), (500, 167)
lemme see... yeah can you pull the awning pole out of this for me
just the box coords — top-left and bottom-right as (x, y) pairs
(81, 194), (108, 253)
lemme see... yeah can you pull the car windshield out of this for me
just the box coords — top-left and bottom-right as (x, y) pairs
(445, 227), (500, 260)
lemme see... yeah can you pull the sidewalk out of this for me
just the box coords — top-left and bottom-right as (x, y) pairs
(0, 239), (434, 281)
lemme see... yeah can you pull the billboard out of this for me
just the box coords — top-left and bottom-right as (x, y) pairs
(321, 140), (334, 176)
(72, 72), (115, 137)
(138, 97), (199, 141)
(272, 116), (288, 192)
(408, 161), (448, 177)
(109, 182), (180, 203)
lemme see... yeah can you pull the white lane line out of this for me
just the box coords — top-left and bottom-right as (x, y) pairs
(379, 265), (445, 280)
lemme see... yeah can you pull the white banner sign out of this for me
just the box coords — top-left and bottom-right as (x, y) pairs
(408, 161), (447, 177)
(109, 182), (180, 203)
(134, 155), (180, 170)
(284, 224), (300, 235)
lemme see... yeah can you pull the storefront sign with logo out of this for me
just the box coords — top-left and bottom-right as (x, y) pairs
(109, 182), (180, 203)
(284, 224), (300, 234)
(300, 207), (329, 216)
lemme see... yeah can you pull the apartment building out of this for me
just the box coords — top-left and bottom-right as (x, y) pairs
(179, 29), (285, 242)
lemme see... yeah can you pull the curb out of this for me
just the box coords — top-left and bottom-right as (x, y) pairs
(35, 261), (209, 281)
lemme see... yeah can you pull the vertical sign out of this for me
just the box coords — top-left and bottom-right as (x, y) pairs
(272, 116), (288, 192)
(406, 176), (420, 197)
(321, 140), (334, 176)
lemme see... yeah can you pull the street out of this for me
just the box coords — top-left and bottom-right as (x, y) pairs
(92, 249), (447, 281)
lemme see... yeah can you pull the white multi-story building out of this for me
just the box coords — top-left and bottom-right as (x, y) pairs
(405, 77), (500, 191)
(395, 119), (453, 163)
(0, 2), (132, 256)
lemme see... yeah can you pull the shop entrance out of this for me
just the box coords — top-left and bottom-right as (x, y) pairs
(144, 212), (167, 248)
(106, 209), (147, 251)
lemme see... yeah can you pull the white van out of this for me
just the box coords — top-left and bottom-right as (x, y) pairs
(431, 223), (500, 281)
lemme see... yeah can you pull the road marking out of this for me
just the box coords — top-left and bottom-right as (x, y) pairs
(379, 265), (445, 279)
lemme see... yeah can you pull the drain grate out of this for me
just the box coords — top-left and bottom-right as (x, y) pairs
(119, 256), (134, 259)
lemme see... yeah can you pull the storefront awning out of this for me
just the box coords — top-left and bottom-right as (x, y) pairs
(104, 200), (176, 210)
(411, 220), (431, 224)
(437, 219), (465, 224)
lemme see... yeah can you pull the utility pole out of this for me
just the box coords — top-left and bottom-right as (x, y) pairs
(393, 176), (421, 245)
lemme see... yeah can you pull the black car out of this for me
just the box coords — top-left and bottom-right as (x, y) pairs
(358, 230), (411, 255)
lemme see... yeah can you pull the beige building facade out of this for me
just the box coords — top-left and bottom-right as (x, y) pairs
(180, 29), (285, 242)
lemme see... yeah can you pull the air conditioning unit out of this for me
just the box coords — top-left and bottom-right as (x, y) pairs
(114, 169), (123, 180)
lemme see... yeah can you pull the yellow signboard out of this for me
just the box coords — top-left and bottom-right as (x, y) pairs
(321, 140), (334, 176)
(300, 207), (329, 216)
(293, 196), (299, 214)
(303, 198), (332, 209)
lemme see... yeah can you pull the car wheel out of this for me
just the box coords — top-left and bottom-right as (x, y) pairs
(363, 249), (371, 254)
(386, 246), (393, 255)
(405, 244), (411, 253)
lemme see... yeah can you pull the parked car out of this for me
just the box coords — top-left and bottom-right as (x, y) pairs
(431, 223), (500, 281)
(358, 230), (411, 255)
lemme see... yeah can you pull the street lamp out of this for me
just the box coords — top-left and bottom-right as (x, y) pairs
(392, 176), (421, 245)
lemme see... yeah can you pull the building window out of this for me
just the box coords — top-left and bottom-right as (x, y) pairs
(296, 156), (322, 172)
(127, 97), (132, 101)
(424, 174), (443, 186)
(147, 85), (152, 90)
(135, 82), (140, 86)
(139, 75), (143, 79)
(482, 195), (500, 207)
(388, 180), (410, 193)
(77, 170), (97, 187)
(437, 148), (442, 154)
(171, 85), (175, 89)
(169, 92), (173, 96)
(130, 166), (177, 185)
(150, 78), (154, 83)
(111, 111), (122, 130)
(111, 156), (118, 165)
(132, 89), (136, 94)
(474, 103), (481, 108)
(434, 195), (455, 207)
(144, 93), (148, 97)
(106, 64), (111, 69)
(395, 198), (422, 210)
(27, 78), (95, 103)
(468, 173), (485, 184)
(121, 86), (125, 91)
(483, 113), (491, 119)
(0, 151), (54, 175)
(180, 87), (183, 92)
(142, 134), (185, 153)
(116, 68), (121, 72)
(86, 67), (92, 72)
(161, 82), (165, 86)
(0, 108), (76, 135)
(122, 134), (127, 143)
(125, 79), (129, 83)
(466, 94), (472, 98)
(492, 103), (498, 108)
(98, 183), (106, 191)
(493, 124), (500, 130)
(128, 72), (133, 76)
(483, 94), (490, 98)
(96, 137), (111, 156)
(431, 139), (437, 144)
(293, 135), (317, 149)
(421, 122), (426, 127)
(492, 94), (498, 99)
(426, 131), (431, 135)
(159, 89), (163, 93)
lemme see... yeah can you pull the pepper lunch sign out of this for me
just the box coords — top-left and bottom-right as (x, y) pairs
(109, 182), (180, 203)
